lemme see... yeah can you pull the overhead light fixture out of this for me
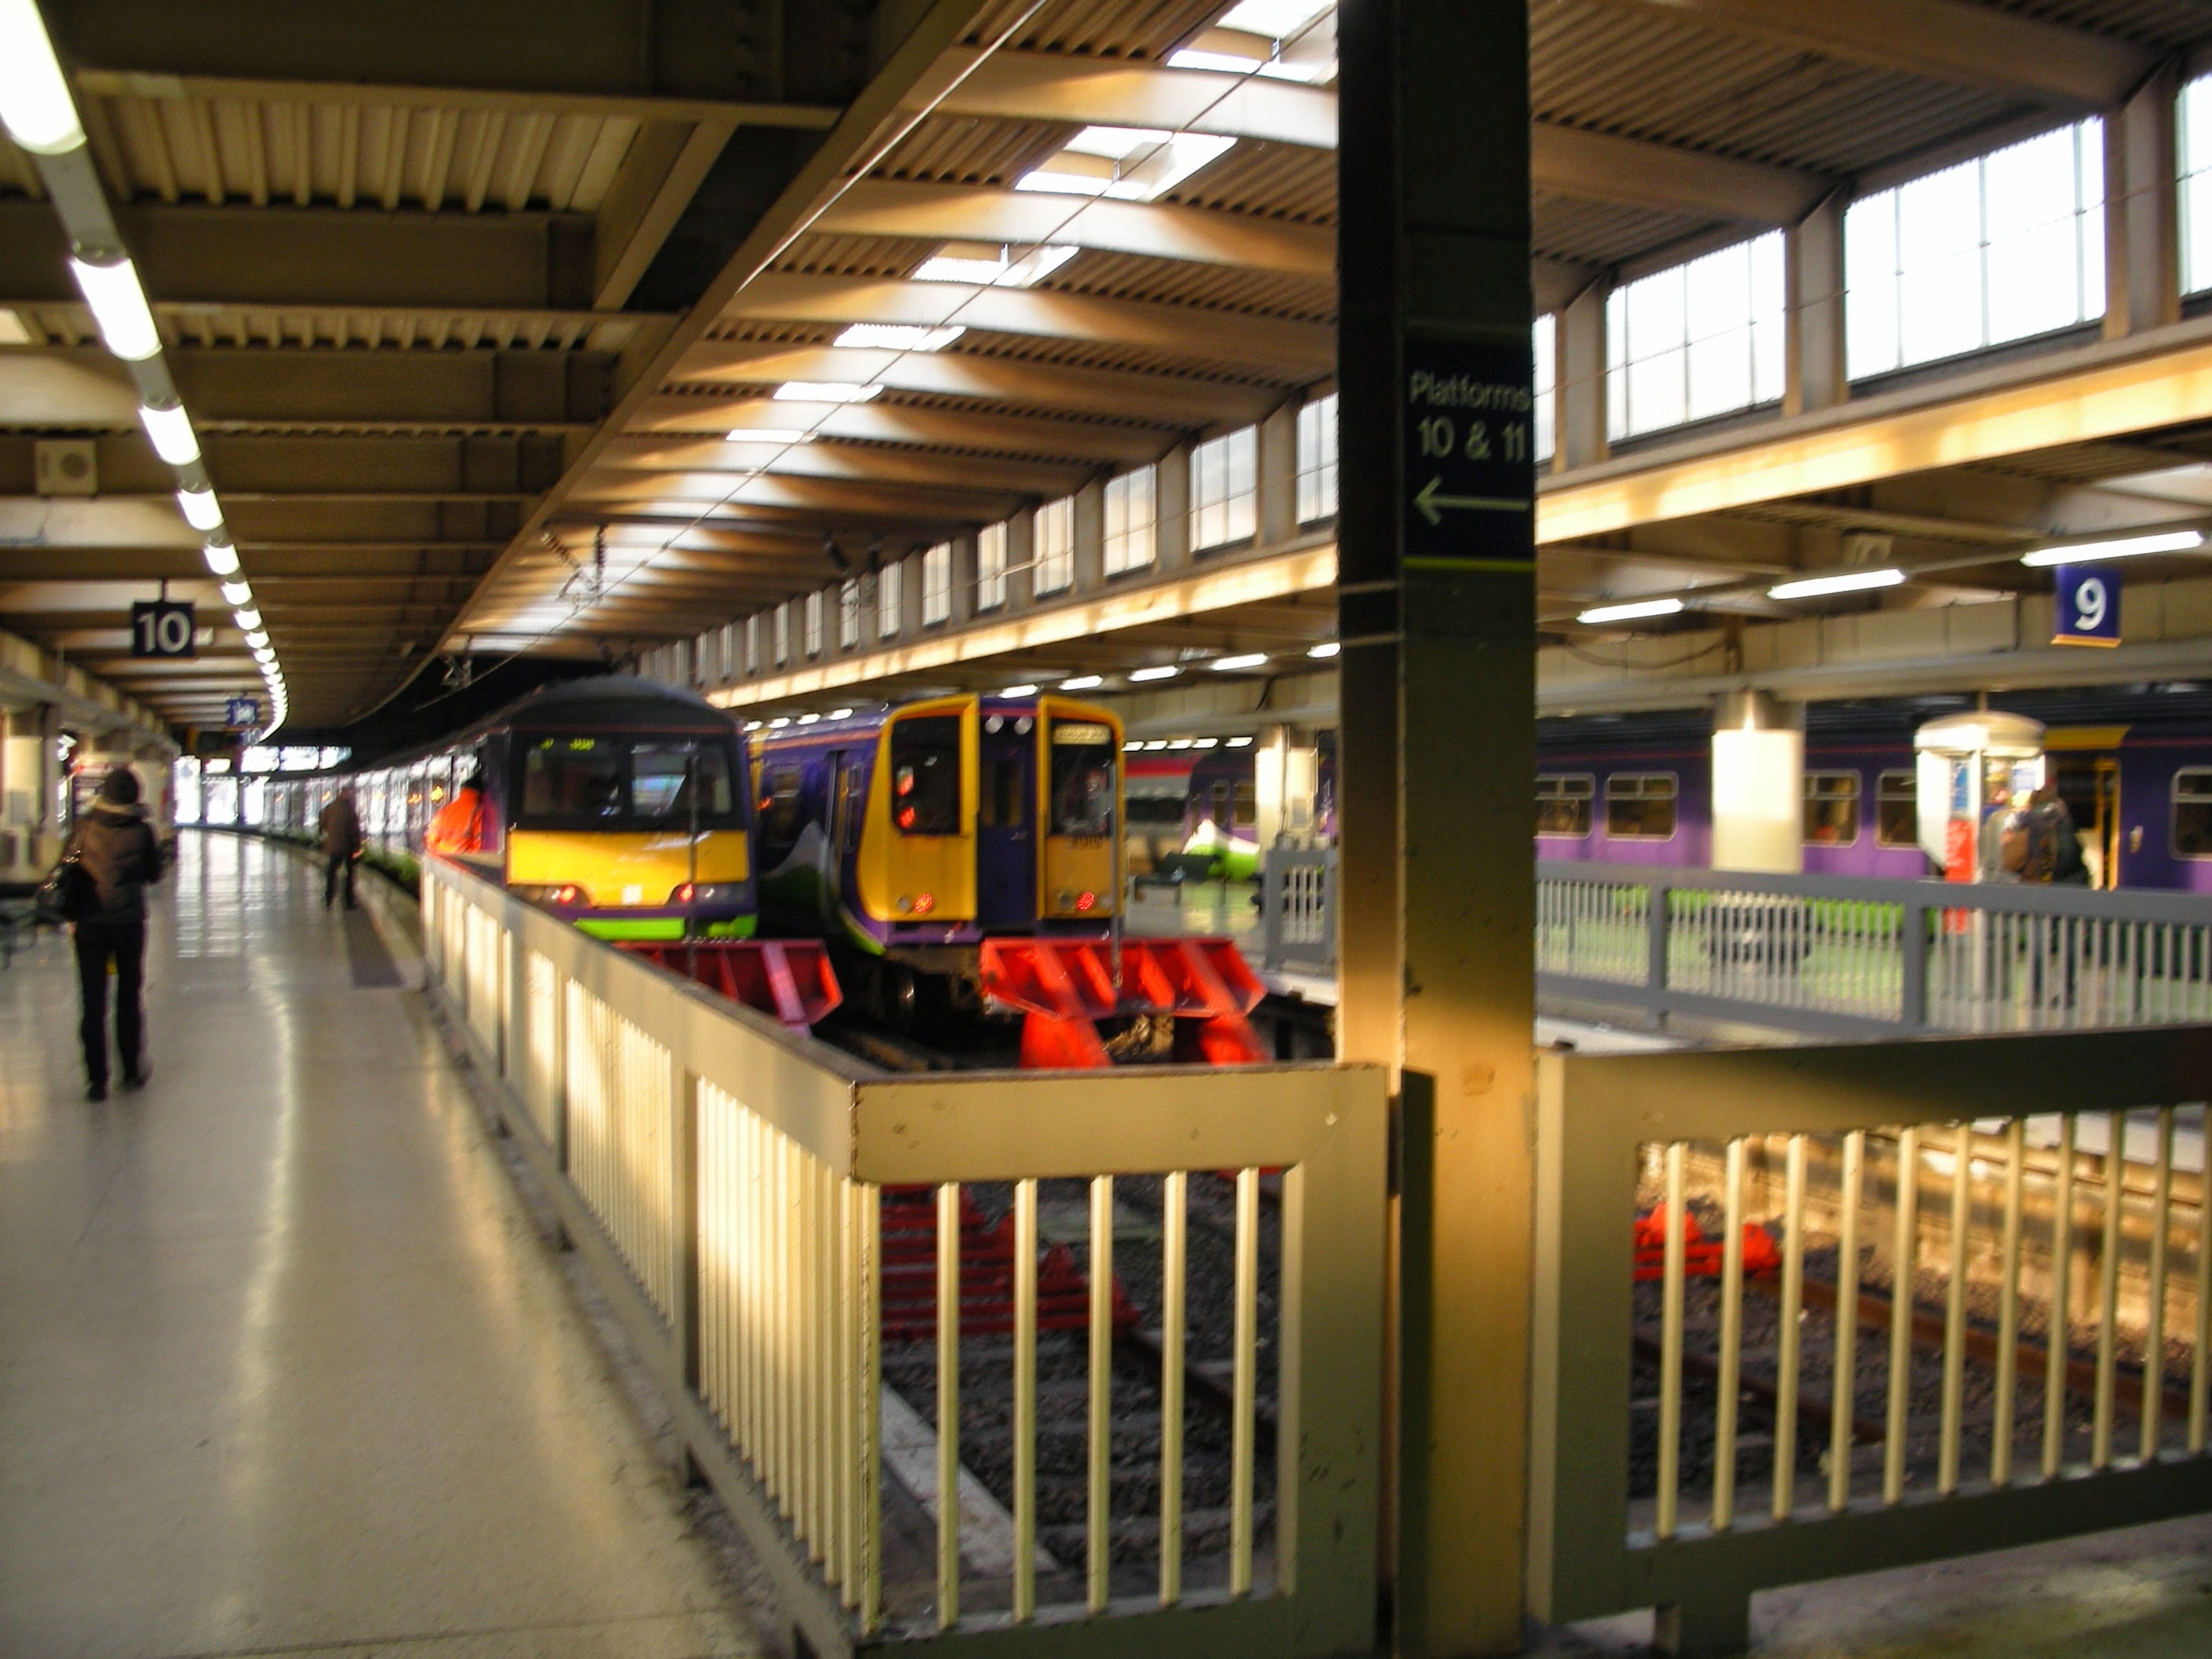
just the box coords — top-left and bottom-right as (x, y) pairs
(0, 0), (85, 155)
(233, 608), (262, 631)
(1058, 674), (1103, 690)
(1128, 665), (1179, 682)
(218, 580), (253, 606)
(1578, 597), (1686, 625)
(913, 244), (1079, 288)
(1169, 738), (1194, 749)
(726, 427), (817, 445)
(1143, 739), (1167, 750)
(1195, 737), (1221, 748)
(999, 683), (1040, 697)
(1211, 653), (1269, 671)
(68, 255), (161, 361)
(1767, 568), (1906, 601)
(829, 707), (853, 719)
(1306, 641), (1340, 658)
(137, 401), (200, 465)
(768, 716), (792, 728)
(244, 629), (270, 649)
(2019, 529), (2205, 567)
(1225, 735), (1254, 748)
(775, 381), (881, 404)
(797, 712), (820, 725)
(201, 538), (240, 577)
(743, 720), (763, 732)
(833, 324), (965, 352)
(178, 487), (223, 531)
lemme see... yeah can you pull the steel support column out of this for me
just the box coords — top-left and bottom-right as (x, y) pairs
(1338, 2), (1536, 1654)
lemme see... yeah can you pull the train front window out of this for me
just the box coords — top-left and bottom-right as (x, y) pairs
(1804, 771), (1860, 845)
(2174, 769), (2212, 858)
(1876, 770), (1917, 848)
(1536, 774), (1593, 837)
(1049, 720), (1116, 837)
(630, 743), (734, 822)
(890, 714), (962, 835)
(522, 738), (624, 821)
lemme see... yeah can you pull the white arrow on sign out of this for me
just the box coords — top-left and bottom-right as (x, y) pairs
(1413, 474), (1532, 526)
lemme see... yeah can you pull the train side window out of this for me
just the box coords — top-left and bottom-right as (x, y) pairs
(1876, 770), (1917, 848)
(1536, 773), (1594, 837)
(1049, 719), (1116, 837)
(2173, 768), (2212, 858)
(1604, 772), (1677, 839)
(1804, 771), (1860, 846)
(890, 714), (962, 835)
(760, 764), (805, 843)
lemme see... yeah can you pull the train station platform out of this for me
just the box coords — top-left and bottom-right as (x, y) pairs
(4, 830), (2210, 1659)
(0, 832), (764, 1658)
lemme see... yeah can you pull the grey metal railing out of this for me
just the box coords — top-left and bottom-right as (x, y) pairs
(1260, 848), (1336, 976)
(1538, 864), (2212, 1038)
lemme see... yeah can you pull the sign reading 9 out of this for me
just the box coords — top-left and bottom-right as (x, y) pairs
(2053, 564), (2119, 647)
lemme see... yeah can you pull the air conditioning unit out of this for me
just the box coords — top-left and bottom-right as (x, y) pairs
(35, 438), (97, 496)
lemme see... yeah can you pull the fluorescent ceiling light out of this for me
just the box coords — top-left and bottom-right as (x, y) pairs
(244, 629), (269, 649)
(201, 539), (240, 577)
(1123, 741), (1143, 752)
(1211, 653), (1269, 671)
(775, 381), (880, 403)
(233, 608), (262, 631)
(137, 401), (200, 465)
(1016, 128), (1235, 203)
(69, 255), (161, 361)
(912, 244), (1079, 288)
(1195, 737), (1221, 748)
(1578, 597), (1686, 625)
(1220, 0), (1332, 32)
(1225, 735), (1254, 747)
(1767, 568), (1906, 601)
(742, 720), (763, 732)
(833, 324), (965, 352)
(1127, 665), (1179, 682)
(1307, 641), (1340, 658)
(726, 427), (816, 445)
(999, 683), (1040, 697)
(768, 716), (791, 728)
(0, 0), (85, 155)
(1143, 740), (1167, 750)
(218, 580), (253, 606)
(2019, 529), (2205, 567)
(1169, 738), (1194, 749)
(178, 488), (222, 532)
(1058, 674), (1103, 690)
(829, 708), (853, 719)
(797, 713), (819, 724)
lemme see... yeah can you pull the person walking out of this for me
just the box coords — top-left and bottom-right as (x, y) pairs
(68, 767), (163, 1101)
(319, 787), (364, 910)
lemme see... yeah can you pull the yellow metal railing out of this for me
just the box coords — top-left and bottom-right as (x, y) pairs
(1533, 1031), (2212, 1654)
(419, 856), (1386, 1659)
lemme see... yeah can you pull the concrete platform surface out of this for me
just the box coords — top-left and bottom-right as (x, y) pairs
(0, 832), (764, 1659)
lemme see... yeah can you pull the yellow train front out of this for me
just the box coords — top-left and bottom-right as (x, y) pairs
(442, 677), (757, 941)
(753, 693), (1122, 1005)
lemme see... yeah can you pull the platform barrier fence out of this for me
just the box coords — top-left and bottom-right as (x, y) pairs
(419, 859), (1386, 1659)
(1532, 1029), (2212, 1654)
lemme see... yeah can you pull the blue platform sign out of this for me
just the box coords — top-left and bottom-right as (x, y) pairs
(225, 694), (262, 729)
(2053, 564), (2120, 647)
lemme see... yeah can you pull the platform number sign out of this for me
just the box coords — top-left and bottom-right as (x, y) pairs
(225, 695), (262, 730)
(130, 599), (196, 658)
(1401, 335), (1536, 567)
(2053, 564), (2120, 647)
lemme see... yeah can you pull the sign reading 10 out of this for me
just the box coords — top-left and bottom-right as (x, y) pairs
(1415, 414), (1529, 464)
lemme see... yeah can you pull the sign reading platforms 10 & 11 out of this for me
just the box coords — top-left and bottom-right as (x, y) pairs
(2051, 563), (2119, 647)
(1401, 337), (1536, 572)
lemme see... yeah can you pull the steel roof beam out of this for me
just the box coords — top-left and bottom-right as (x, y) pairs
(1532, 123), (1831, 226)
(1598, 0), (2154, 111)
(719, 274), (1334, 371)
(668, 341), (1287, 425)
(598, 435), (1097, 496)
(638, 395), (1180, 464)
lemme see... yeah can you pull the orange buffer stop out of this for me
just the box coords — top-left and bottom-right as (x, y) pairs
(979, 937), (1268, 1068)
(617, 939), (841, 1032)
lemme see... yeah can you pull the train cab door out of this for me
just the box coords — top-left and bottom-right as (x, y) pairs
(976, 715), (1035, 928)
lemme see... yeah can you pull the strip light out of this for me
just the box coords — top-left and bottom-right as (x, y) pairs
(775, 381), (881, 404)
(69, 255), (161, 361)
(1578, 596), (1686, 624)
(1128, 665), (1179, 682)
(178, 486), (223, 530)
(201, 537), (240, 577)
(1058, 674), (1103, 689)
(1767, 568), (1906, 601)
(137, 401), (200, 464)
(2020, 529), (2204, 567)
(1307, 641), (1340, 658)
(0, 0), (83, 154)
(998, 683), (1040, 697)
(725, 427), (816, 445)
(1211, 653), (1269, 671)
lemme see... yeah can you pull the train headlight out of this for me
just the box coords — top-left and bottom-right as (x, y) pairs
(1075, 890), (1097, 912)
(515, 883), (590, 906)
(895, 892), (936, 915)
(671, 883), (733, 904)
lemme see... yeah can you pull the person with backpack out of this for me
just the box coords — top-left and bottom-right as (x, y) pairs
(63, 767), (164, 1100)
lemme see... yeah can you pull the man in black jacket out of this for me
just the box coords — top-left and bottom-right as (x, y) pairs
(68, 767), (163, 1100)
(318, 787), (364, 909)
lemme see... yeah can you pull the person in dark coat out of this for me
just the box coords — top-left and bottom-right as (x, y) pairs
(68, 767), (163, 1100)
(319, 787), (364, 910)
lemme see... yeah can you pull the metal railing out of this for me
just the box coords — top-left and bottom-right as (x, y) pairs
(1537, 863), (2212, 1038)
(1530, 1029), (2212, 1654)
(1259, 848), (1336, 976)
(419, 858), (1386, 1659)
